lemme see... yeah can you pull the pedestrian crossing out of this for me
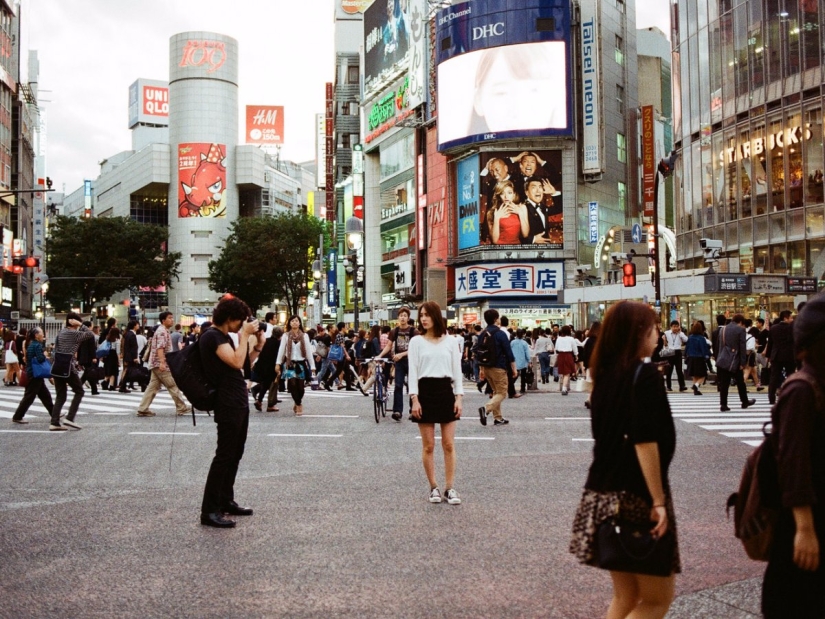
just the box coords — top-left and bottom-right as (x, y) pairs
(667, 392), (771, 447)
(0, 386), (180, 420)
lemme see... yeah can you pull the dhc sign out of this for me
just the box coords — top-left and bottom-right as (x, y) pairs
(580, 0), (602, 175)
(472, 22), (505, 40)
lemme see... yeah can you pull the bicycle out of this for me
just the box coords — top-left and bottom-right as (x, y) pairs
(364, 357), (393, 423)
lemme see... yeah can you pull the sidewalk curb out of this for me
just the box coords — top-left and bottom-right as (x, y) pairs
(666, 578), (761, 618)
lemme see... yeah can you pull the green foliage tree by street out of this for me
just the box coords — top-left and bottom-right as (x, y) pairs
(208, 213), (330, 315)
(45, 216), (182, 312)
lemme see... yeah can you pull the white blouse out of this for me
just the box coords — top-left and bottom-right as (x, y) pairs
(276, 333), (312, 364)
(408, 335), (465, 397)
(554, 335), (577, 353)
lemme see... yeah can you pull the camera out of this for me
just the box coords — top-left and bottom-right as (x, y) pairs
(699, 238), (723, 250)
(700, 238), (724, 263)
(575, 264), (591, 275)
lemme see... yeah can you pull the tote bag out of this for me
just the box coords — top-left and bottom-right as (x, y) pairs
(327, 344), (344, 362)
(31, 357), (52, 379)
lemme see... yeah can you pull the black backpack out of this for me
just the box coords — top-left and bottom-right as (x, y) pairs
(473, 329), (498, 367)
(166, 339), (216, 425)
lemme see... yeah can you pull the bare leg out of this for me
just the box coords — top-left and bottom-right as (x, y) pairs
(441, 421), (457, 489)
(608, 571), (639, 619)
(627, 574), (674, 619)
(419, 423), (437, 488)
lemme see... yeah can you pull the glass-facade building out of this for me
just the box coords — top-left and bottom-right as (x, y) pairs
(673, 0), (825, 288)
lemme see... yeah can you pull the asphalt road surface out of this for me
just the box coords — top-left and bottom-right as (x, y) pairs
(0, 379), (766, 618)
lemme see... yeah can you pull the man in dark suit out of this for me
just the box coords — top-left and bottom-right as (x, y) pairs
(715, 313), (756, 411)
(520, 177), (562, 244)
(118, 320), (140, 393)
(765, 310), (795, 404)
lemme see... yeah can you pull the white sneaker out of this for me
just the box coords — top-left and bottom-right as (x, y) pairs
(428, 487), (442, 503)
(62, 419), (83, 430)
(445, 488), (462, 505)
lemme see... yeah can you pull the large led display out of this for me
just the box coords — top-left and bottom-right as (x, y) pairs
(435, 0), (572, 151)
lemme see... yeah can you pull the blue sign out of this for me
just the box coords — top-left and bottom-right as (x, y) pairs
(631, 223), (642, 244)
(588, 202), (599, 244)
(326, 250), (337, 309)
(457, 154), (480, 249)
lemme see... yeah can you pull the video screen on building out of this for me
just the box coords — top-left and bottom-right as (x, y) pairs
(364, 0), (411, 98)
(438, 42), (568, 150)
(458, 150), (564, 250)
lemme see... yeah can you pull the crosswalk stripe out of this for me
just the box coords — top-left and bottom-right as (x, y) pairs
(680, 418), (768, 423)
(721, 431), (767, 438)
(668, 394), (771, 446)
(698, 424), (767, 431)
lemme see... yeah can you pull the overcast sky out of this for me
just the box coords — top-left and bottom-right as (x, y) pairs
(23, 0), (669, 194)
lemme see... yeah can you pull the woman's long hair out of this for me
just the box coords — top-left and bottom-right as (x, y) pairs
(286, 315), (304, 332)
(589, 301), (658, 383)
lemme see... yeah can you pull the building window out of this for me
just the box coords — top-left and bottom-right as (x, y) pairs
(347, 65), (359, 84)
(349, 102), (359, 116)
(615, 35), (624, 65)
(618, 181), (627, 212)
(617, 133), (627, 163)
(616, 85), (624, 115)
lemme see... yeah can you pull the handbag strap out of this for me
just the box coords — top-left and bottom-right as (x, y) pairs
(604, 362), (647, 492)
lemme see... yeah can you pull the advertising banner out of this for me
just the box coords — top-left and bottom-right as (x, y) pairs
(245, 105), (284, 145)
(327, 250), (338, 309)
(177, 143), (227, 218)
(469, 150), (563, 249)
(455, 262), (564, 300)
(435, 0), (572, 151)
(641, 105), (655, 216)
(364, 0), (412, 98)
(457, 155), (480, 250)
(128, 78), (169, 128)
(580, 0), (602, 174)
(588, 202), (599, 244)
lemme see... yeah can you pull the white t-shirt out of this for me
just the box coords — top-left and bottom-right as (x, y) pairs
(408, 335), (465, 397)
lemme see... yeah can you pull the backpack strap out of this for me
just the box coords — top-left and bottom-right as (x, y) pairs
(778, 372), (824, 411)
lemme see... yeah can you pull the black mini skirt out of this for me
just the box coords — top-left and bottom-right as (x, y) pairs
(411, 377), (458, 424)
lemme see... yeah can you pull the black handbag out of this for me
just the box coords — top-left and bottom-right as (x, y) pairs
(596, 515), (675, 576)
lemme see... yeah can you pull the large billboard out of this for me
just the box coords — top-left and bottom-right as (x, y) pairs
(245, 105), (284, 145)
(364, 0), (411, 97)
(458, 150), (563, 250)
(435, 0), (572, 151)
(455, 262), (563, 300)
(177, 143), (227, 218)
(128, 78), (169, 129)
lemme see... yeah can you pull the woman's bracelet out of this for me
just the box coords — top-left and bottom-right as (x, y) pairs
(653, 503), (665, 508)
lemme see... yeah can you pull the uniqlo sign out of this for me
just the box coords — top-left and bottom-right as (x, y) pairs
(143, 85), (168, 117)
(245, 105), (284, 145)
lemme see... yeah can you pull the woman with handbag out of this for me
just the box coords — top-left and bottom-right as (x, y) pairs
(3, 330), (20, 386)
(101, 327), (121, 391)
(570, 301), (679, 619)
(276, 315), (312, 415)
(11, 328), (59, 429)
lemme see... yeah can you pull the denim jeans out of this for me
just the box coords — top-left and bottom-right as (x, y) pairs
(538, 352), (551, 378)
(392, 358), (409, 414)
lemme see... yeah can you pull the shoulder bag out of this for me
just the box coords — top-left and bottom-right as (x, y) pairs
(31, 356), (53, 380)
(594, 363), (676, 577)
(327, 343), (344, 362)
(4, 340), (18, 365)
(659, 333), (676, 358)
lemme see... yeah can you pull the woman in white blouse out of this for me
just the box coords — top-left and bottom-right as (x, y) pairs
(554, 325), (578, 395)
(409, 301), (465, 505)
(275, 315), (312, 416)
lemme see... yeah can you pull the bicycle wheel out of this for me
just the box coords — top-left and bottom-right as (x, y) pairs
(373, 379), (382, 423)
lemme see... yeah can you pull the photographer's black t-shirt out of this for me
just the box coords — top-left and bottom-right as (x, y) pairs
(199, 327), (248, 412)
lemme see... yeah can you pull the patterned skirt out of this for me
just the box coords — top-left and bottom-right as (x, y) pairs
(569, 488), (681, 575)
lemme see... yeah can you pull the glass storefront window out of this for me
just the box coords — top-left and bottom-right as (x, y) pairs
(739, 125), (753, 216)
(709, 21), (722, 124)
(765, 3), (781, 84)
(692, 140), (703, 227)
(702, 138), (714, 226)
(379, 133), (415, 181)
(721, 12), (735, 119)
(788, 240), (806, 275)
(768, 116), (785, 211)
(750, 121), (768, 216)
(785, 0), (800, 77)
(801, 0), (820, 71)
(713, 132), (725, 223)
(733, 4), (748, 100)
(770, 212), (786, 242)
(808, 240), (825, 278)
(755, 215), (769, 245)
(748, 0), (764, 91)
(788, 110), (804, 208)
(725, 130), (738, 220)
(683, 145), (694, 229)
(806, 207), (825, 237)
(788, 209), (805, 240)
(804, 107), (824, 206)
(771, 245), (788, 273)
(726, 221), (738, 249)
(740, 242), (754, 273)
(698, 26), (711, 127)
(754, 246), (769, 272)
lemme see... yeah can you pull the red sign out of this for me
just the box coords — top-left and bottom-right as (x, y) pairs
(245, 106), (284, 145)
(179, 40), (227, 73)
(177, 143), (227, 218)
(642, 105), (655, 217)
(143, 86), (168, 117)
(325, 82), (335, 223)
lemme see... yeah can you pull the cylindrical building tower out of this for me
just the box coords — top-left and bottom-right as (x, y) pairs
(167, 32), (239, 314)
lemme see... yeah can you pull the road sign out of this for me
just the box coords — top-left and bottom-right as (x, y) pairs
(631, 223), (642, 244)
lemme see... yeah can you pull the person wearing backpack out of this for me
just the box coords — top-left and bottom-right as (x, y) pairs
(761, 296), (825, 618)
(51, 313), (95, 430)
(477, 308), (516, 426)
(378, 306), (419, 421)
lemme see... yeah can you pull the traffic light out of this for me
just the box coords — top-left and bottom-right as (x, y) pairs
(12, 256), (40, 269)
(622, 262), (637, 287)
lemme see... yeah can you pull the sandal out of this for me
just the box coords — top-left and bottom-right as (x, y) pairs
(294, 405), (303, 416)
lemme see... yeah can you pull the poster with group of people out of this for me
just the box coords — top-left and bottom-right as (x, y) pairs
(469, 150), (563, 249)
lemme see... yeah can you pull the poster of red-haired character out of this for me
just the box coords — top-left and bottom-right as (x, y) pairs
(178, 143), (227, 218)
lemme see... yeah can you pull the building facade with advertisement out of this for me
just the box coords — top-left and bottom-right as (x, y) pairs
(434, 0), (640, 330)
(669, 0), (825, 327)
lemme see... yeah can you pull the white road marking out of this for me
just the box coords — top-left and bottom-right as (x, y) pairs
(266, 433), (343, 438)
(698, 424), (767, 431)
(572, 438), (595, 442)
(416, 436), (495, 441)
(0, 429), (65, 434)
(129, 432), (200, 436)
(300, 415), (360, 418)
(720, 431), (767, 438)
(545, 417), (590, 420)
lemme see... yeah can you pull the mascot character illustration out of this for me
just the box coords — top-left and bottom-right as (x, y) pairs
(179, 143), (227, 217)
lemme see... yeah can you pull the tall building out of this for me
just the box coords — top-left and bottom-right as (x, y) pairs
(670, 0), (823, 325)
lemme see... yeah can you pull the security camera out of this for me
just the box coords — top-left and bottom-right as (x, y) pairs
(575, 264), (591, 275)
(699, 238), (723, 250)
(609, 252), (624, 266)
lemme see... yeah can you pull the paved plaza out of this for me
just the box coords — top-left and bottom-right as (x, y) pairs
(0, 380), (767, 617)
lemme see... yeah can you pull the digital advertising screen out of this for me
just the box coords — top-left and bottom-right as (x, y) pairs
(364, 0), (411, 97)
(471, 149), (563, 250)
(177, 143), (227, 218)
(435, 0), (572, 151)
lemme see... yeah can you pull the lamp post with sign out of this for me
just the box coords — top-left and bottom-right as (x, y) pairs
(651, 151), (679, 312)
(344, 216), (365, 330)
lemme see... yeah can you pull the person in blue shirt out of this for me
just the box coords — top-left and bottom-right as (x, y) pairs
(477, 308), (517, 426)
(511, 329), (532, 394)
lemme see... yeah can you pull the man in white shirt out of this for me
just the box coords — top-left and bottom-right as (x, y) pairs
(662, 321), (688, 392)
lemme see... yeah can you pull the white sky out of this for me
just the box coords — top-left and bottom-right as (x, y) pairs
(22, 0), (669, 193)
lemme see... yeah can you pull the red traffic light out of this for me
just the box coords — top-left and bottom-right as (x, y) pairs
(12, 256), (40, 269)
(23, 256), (38, 268)
(622, 262), (637, 287)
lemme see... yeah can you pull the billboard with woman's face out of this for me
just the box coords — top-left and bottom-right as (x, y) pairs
(435, 0), (572, 151)
(460, 150), (563, 250)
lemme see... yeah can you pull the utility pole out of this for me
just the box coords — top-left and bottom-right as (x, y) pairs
(652, 151), (678, 315)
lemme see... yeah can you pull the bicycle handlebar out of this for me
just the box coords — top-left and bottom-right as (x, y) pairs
(363, 357), (393, 364)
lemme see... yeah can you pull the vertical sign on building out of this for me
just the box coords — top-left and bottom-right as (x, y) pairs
(352, 143), (364, 219)
(457, 155), (480, 250)
(327, 250), (337, 309)
(84, 180), (92, 218)
(641, 105), (655, 217)
(315, 113), (325, 189)
(588, 201), (599, 244)
(580, 0), (602, 175)
(324, 82), (335, 223)
(417, 154), (426, 251)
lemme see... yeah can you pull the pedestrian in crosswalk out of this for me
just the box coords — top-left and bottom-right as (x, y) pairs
(136, 311), (190, 417)
(684, 321), (710, 395)
(51, 313), (95, 430)
(11, 328), (57, 428)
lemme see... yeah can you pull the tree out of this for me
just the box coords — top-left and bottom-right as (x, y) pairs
(45, 216), (182, 312)
(208, 213), (329, 315)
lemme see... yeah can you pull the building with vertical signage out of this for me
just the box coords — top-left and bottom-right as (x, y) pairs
(668, 0), (825, 326)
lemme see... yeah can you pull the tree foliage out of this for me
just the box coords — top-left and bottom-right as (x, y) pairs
(45, 216), (182, 312)
(208, 213), (329, 315)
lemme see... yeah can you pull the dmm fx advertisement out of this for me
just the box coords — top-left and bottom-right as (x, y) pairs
(457, 154), (480, 249)
(455, 262), (563, 300)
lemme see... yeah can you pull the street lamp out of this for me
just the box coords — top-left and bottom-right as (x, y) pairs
(40, 282), (49, 333)
(345, 216), (364, 329)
